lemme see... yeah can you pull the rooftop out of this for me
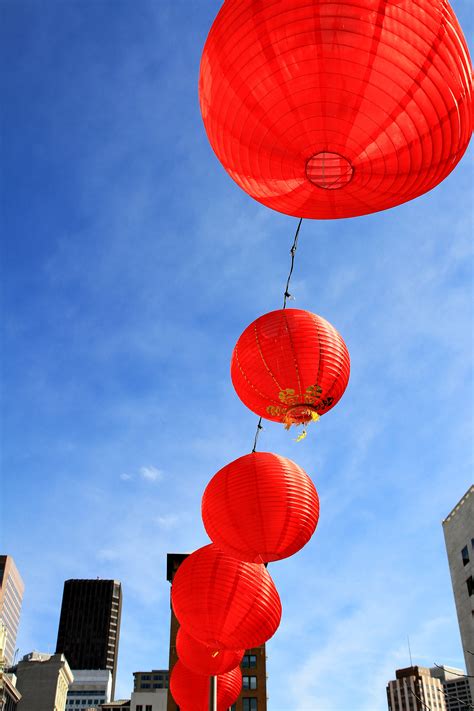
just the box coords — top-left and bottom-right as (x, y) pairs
(442, 485), (474, 524)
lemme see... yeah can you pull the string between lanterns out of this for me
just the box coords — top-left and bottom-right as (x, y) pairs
(251, 417), (263, 453)
(252, 217), (304, 451)
(283, 217), (303, 309)
(283, 217), (314, 441)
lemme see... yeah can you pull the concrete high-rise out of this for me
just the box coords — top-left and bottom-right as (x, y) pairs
(386, 666), (447, 711)
(442, 485), (474, 697)
(166, 553), (268, 711)
(56, 579), (122, 699)
(15, 651), (73, 711)
(387, 665), (473, 711)
(0, 556), (24, 668)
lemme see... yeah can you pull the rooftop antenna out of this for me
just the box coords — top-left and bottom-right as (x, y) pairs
(407, 636), (413, 667)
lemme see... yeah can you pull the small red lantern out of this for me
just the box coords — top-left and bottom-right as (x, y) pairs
(176, 627), (244, 676)
(231, 309), (350, 429)
(170, 659), (242, 711)
(171, 544), (282, 650)
(199, 0), (472, 219)
(202, 452), (319, 563)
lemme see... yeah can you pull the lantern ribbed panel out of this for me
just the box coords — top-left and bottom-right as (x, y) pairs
(176, 627), (244, 675)
(231, 309), (350, 424)
(171, 544), (282, 650)
(170, 659), (242, 711)
(199, 0), (473, 219)
(202, 452), (319, 563)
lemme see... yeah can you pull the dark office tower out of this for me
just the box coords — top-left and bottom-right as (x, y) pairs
(166, 554), (268, 711)
(56, 579), (122, 700)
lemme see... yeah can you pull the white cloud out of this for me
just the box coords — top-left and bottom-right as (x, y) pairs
(154, 514), (180, 530)
(120, 473), (132, 481)
(139, 465), (163, 482)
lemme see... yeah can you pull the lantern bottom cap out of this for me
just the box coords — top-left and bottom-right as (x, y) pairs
(306, 151), (353, 190)
(284, 404), (321, 426)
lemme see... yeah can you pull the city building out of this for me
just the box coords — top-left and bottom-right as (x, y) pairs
(431, 665), (473, 711)
(56, 579), (122, 699)
(15, 651), (73, 711)
(443, 485), (474, 698)
(99, 701), (130, 711)
(130, 689), (167, 711)
(133, 670), (168, 691)
(0, 556), (24, 668)
(0, 623), (22, 710)
(0, 673), (21, 711)
(386, 666), (447, 711)
(166, 554), (267, 711)
(65, 669), (112, 711)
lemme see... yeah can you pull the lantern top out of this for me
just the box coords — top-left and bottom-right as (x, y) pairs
(200, 0), (473, 218)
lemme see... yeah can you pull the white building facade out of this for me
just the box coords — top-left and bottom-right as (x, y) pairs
(130, 689), (167, 711)
(66, 669), (112, 711)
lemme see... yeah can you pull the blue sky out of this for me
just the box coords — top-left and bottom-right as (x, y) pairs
(1, 1), (472, 709)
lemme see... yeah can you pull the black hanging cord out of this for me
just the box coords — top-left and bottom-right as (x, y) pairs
(283, 217), (303, 308)
(252, 417), (263, 453)
(251, 217), (304, 451)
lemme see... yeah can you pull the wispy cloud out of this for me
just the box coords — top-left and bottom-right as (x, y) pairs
(140, 465), (163, 482)
(154, 514), (180, 530)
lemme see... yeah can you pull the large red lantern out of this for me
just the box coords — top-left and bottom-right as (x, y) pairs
(171, 544), (282, 650)
(170, 659), (242, 711)
(199, 0), (473, 219)
(231, 309), (350, 428)
(176, 627), (244, 676)
(202, 452), (319, 563)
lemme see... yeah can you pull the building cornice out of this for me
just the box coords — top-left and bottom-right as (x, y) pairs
(442, 485), (474, 525)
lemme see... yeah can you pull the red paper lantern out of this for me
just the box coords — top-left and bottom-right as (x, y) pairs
(231, 309), (350, 428)
(171, 544), (282, 650)
(199, 0), (473, 219)
(202, 452), (319, 563)
(176, 627), (244, 676)
(170, 659), (242, 711)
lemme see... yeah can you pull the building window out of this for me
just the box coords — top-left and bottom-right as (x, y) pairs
(146, 707), (152, 711)
(243, 700), (257, 711)
(136, 706), (143, 711)
(141, 683), (151, 688)
(242, 654), (257, 668)
(243, 676), (257, 690)
(462, 546), (470, 565)
(467, 576), (474, 596)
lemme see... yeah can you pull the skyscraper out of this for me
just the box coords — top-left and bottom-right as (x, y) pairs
(56, 579), (122, 700)
(386, 665), (473, 711)
(442, 485), (474, 698)
(166, 553), (267, 711)
(0, 556), (24, 667)
(386, 666), (447, 711)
